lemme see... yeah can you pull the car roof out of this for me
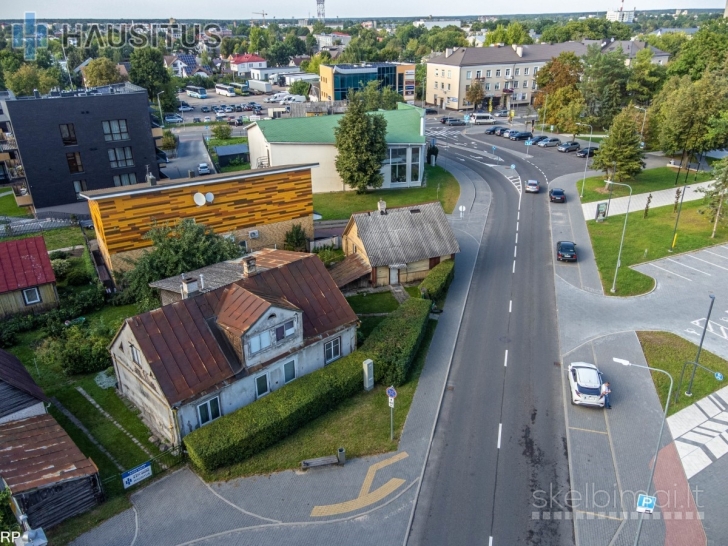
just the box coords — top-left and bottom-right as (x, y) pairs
(527, 179), (539, 185)
(551, 188), (564, 193)
(571, 363), (601, 387)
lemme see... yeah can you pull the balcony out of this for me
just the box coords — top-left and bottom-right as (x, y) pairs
(12, 183), (33, 207)
(152, 127), (164, 139)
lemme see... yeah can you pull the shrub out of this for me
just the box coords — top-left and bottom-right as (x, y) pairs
(66, 268), (92, 286)
(284, 223), (308, 251)
(51, 258), (71, 279)
(49, 250), (69, 260)
(211, 124), (232, 140)
(418, 260), (455, 303)
(184, 350), (374, 472)
(361, 298), (431, 386)
(36, 324), (112, 376)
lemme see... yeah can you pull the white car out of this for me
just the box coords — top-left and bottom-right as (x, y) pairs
(203, 116), (211, 122)
(225, 105), (234, 113)
(178, 105), (194, 112)
(164, 115), (183, 124)
(197, 163), (210, 175)
(567, 362), (605, 408)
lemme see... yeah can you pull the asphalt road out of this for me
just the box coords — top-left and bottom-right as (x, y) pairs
(408, 123), (574, 546)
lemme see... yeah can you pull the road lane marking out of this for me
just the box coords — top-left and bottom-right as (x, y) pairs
(489, 537), (493, 546)
(644, 262), (692, 281)
(516, 221), (519, 232)
(667, 258), (711, 276)
(514, 246), (517, 258)
(310, 452), (409, 517)
(573, 510), (623, 521)
(513, 260), (516, 273)
(569, 426), (608, 435)
(509, 300), (512, 313)
(515, 233), (518, 244)
(504, 350), (508, 367)
(688, 254), (728, 272)
(497, 424), (502, 449)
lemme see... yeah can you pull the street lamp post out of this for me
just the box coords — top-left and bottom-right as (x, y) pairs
(613, 358), (673, 546)
(608, 181), (633, 294)
(157, 91), (165, 129)
(685, 294), (716, 397)
(577, 122), (593, 198)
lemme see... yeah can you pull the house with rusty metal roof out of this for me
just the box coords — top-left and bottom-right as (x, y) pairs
(0, 349), (48, 425)
(108, 250), (358, 446)
(0, 236), (59, 319)
(336, 200), (460, 289)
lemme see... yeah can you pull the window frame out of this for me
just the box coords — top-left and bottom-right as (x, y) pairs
(113, 173), (138, 187)
(197, 396), (221, 426)
(524, 67), (530, 75)
(465, 70), (472, 80)
(324, 337), (341, 364)
(283, 360), (296, 384)
(130, 344), (141, 365)
(495, 69), (501, 77)
(72, 179), (87, 200)
(59, 123), (77, 146)
(275, 319), (296, 342)
(255, 373), (269, 398)
(485, 70), (491, 78)
(66, 152), (84, 173)
(22, 287), (41, 305)
(108, 146), (134, 169)
(249, 329), (272, 355)
(102, 119), (130, 142)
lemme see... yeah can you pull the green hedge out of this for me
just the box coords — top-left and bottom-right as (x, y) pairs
(361, 298), (432, 386)
(419, 260), (455, 302)
(184, 349), (375, 472)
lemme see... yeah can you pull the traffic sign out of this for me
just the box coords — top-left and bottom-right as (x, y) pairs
(122, 461), (152, 489)
(716, 372), (724, 381)
(389, 397), (395, 408)
(511, 164), (516, 170)
(492, 145), (497, 153)
(636, 494), (656, 514)
(524, 141), (532, 146)
(386, 386), (397, 398)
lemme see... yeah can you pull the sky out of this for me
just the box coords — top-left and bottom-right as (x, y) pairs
(0, 1), (723, 21)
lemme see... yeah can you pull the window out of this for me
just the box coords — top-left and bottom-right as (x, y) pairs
(73, 180), (87, 200)
(513, 81), (519, 88)
(284, 361), (296, 383)
(494, 82), (500, 90)
(447, 70), (451, 78)
(130, 345), (141, 365)
(108, 147), (134, 168)
(102, 119), (129, 141)
(515, 68), (520, 76)
(434, 81), (438, 89)
(495, 69), (501, 77)
(447, 83), (451, 91)
(66, 152), (83, 173)
(521, 93), (528, 101)
(505, 68), (511, 77)
(59, 124), (77, 146)
(113, 173), (138, 186)
(411, 147), (420, 182)
(523, 80), (528, 89)
(485, 70), (491, 78)
(465, 84), (470, 92)
(476, 70), (482, 79)
(504, 82), (510, 90)
(250, 330), (271, 355)
(325, 337), (341, 364)
(256, 374), (269, 397)
(275, 319), (296, 341)
(533, 67), (539, 74)
(389, 148), (407, 183)
(466, 71), (472, 79)
(197, 397), (221, 425)
(485, 83), (491, 91)
(435, 69), (439, 77)
(22, 287), (40, 305)
(524, 67), (530, 75)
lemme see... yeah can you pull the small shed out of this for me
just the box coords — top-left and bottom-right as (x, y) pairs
(0, 237), (59, 318)
(214, 144), (250, 167)
(0, 349), (48, 425)
(0, 414), (103, 529)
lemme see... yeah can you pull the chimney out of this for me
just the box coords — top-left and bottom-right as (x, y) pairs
(378, 199), (387, 214)
(516, 46), (523, 57)
(243, 256), (257, 277)
(445, 48), (453, 58)
(146, 173), (157, 186)
(181, 276), (199, 298)
(199, 274), (205, 290)
(33, 89), (41, 98)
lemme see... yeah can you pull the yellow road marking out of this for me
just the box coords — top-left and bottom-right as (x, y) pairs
(310, 452), (409, 517)
(569, 426), (608, 435)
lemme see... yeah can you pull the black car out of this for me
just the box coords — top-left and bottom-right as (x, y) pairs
(549, 188), (566, 203)
(510, 131), (533, 141)
(425, 108), (438, 115)
(526, 135), (549, 145)
(235, 105), (243, 112)
(494, 109), (509, 117)
(576, 146), (599, 158)
(556, 241), (577, 262)
(201, 106), (210, 113)
(484, 126), (499, 135)
(446, 118), (466, 126)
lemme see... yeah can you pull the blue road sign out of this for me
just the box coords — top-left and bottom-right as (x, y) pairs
(492, 145), (496, 153)
(636, 494), (656, 514)
(511, 164), (516, 170)
(122, 461), (152, 489)
(525, 141), (532, 146)
(386, 386), (398, 398)
(716, 372), (724, 381)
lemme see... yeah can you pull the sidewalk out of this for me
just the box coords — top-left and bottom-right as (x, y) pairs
(581, 180), (714, 219)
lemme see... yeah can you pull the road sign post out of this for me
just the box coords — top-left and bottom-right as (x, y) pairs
(387, 387), (397, 441)
(458, 205), (466, 218)
(122, 461), (152, 489)
(636, 494), (656, 514)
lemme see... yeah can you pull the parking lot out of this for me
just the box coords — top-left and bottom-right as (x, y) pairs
(164, 87), (291, 124)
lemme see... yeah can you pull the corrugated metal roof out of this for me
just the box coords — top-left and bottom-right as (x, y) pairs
(351, 202), (460, 268)
(0, 349), (47, 403)
(328, 254), (371, 288)
(214, 144), (249, 156)
(0, 414), (98, 494)
(216, 284), (299, 336)
(253, 103), (425, 145)
(0, 237), (55, 295)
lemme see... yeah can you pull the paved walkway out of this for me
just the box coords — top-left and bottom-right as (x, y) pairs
(582, 180), (714, 219)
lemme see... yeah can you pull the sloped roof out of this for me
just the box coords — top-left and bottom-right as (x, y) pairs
(0, 349), (47, 403)
(230, 53), (266, 64)
(0, 414), (98, 494)
(253, 103), (425, 145)
(176, 54), (198, 68)
(350, 202), (460, 267)
(427, 43), (592, 67)
(0, 237), (55, 295)
(214, 144), (249, 156)
(216, 284), (299, 336)
(328, 254), (371, 288)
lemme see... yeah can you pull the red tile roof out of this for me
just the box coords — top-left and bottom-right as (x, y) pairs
(0, 414), (98, 494)
(0, 237), (55, 295)
(0, 349), (47, 403)
(229, 53), (266, 64)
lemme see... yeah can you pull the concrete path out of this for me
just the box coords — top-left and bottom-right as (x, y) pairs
(582, 180), (714, 219)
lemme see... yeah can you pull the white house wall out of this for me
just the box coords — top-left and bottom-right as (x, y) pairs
(241, 306), (303, 369)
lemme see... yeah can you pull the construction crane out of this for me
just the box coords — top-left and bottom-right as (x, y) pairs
(252, 11), (268, 24)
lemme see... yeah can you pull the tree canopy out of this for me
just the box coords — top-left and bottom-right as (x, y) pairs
(592, 108), (645, 182)
(83, 57), (123, 87)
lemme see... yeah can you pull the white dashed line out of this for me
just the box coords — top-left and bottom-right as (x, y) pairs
(516, 221), (519, 232)
(504, 350), (509, 367)
(514, 246), (517, 258)
(497, 424), (503, 449)
(515, 233), (518, 244)
(509, 300), (512, 313)
(512, 260), (516, 273)
(489, 537), (493, 546)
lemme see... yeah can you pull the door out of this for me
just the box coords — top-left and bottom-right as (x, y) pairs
(389, 267), (399, 285)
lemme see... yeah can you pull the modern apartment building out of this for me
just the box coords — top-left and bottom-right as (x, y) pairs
(319, 62), (416, 103)
(426, 41), (668, 111)
(0, 82), (163, 215)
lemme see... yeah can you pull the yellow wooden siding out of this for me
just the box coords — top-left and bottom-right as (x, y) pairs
(0, 283), (58, 318)
(92, 169), (313, 257)
(342, 222), (371, 266)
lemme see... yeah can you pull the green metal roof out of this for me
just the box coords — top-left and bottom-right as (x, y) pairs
(254, 103), (425, 145)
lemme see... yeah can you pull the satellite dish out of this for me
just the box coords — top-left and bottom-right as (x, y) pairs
(205, 192), (214, 203)
(193, 192), (206, 206)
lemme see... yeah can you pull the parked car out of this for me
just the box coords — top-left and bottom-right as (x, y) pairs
(235, 105), (243, 112)
(446, 118), (466, 126)
(224, 105), (234, 113)
(198, 162), (210, 175)
(576, 146), (599, 158)
(203, 116), (211, 122)
(557, 141), (581, 153)
(494, 109), (510, 117)
(567, 362), (605, 407)
(425, 108), (438, 115)
(439, 116), (457, 124)
(525, 179), (540, 193)
(510, 131), (533, 141)
(494, 126), (508, 136)
(526, 135), (548, 145)
(549, 188), (566, 203)
(192, 117), (201, 123)
(484, 126), (499, 135)
(556, 240), (577, 262)
(201, 106), (210, 113)
(501, 129), (515, 138)
(538, 137), (561, 147)
(164, 115), (183, 124)
(178, 105), (194, 112)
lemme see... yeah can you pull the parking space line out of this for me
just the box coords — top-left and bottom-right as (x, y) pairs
(667, 258), (711, 276)
(497, 423), (502, 449)
(569, 426), (608, 435)
(687, 254), (728, 272)
(504, 350), (508, 367)
(705, 250), (728, 261)
(573, 510), (623, 521)
(644, 262), (692, 281)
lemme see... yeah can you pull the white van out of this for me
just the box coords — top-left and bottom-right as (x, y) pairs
(266, 93), (289, 103)
(470, 113), (496, 125)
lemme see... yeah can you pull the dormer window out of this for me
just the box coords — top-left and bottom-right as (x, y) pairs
(275, 319), (296, 341)
(250, 331), (271, 354)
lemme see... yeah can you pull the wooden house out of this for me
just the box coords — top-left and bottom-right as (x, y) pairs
(0, 349), (47, 425)
(0, 237), (58, 318)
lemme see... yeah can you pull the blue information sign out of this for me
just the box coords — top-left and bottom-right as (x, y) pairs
(386, 386), (398, 398)
(716, 372), (724, 381)
(636, 494), (656, 514)
(122, 461), (152, 489)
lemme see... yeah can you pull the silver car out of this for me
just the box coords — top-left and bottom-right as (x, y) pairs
(501, 129), (515, 138)
(538, 137), (561, 147)
(567, 362), (605, 407)
(525, 179), (540, 193)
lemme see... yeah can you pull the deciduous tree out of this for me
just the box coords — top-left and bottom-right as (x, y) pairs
(5, 64), (60, 96)
(466, 81), (485, 110)
(129, 47), (170, 100)
(579, 44), (630, 129)
(534, 51), (582, 108)
(83, 57), (123, 87)
(627, 48), (666, 104)
(668, 20), (728, 80)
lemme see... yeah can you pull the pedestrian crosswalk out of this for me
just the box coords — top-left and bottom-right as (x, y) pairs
(426, 129), (465, 138)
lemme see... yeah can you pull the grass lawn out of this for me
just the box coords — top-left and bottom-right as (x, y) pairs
(46, 496), (131, 546)
(0, 192), (31, 217)
(201, 319), (438, 481)
(219, 163), (251, 173)
(638, 331), (728, 416)
(579, 167), (714, 204)
(206, 136), (248, 149)
(4, 225), (90, 250)
(576, 135), (607, 145)
(346, 291), (399, 314)
(587, 200), (728, 296)
(312, 164), (460, 220)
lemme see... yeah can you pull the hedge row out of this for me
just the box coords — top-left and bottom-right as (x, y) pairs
(418, 260), (455, 303)
(361, 298), (432, 386)
(184, 349), (375, 473)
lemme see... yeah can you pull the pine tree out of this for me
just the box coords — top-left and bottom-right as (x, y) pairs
(592, 108), (645, 181)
